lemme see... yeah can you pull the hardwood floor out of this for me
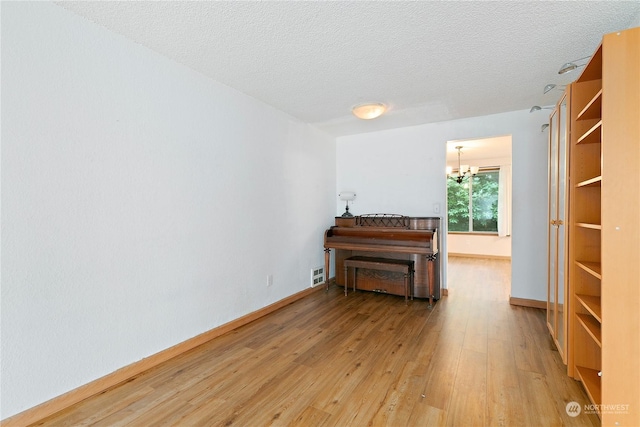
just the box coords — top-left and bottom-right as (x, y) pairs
(35, 257), (598, 426)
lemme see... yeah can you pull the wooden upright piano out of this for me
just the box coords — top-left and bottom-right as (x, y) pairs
(324, 214), (440, 305)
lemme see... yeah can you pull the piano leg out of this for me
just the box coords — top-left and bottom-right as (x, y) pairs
(426, 254), (437, 307)
(324, 248), (331, 292)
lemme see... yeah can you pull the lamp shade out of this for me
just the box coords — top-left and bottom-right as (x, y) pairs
(558, 56), (591, 75)
(339, 191), (356, 201)
(558, 62), (578, 74)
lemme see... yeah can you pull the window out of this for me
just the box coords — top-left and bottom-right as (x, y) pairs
(447, 169), (499, 233)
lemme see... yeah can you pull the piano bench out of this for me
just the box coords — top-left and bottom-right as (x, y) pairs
(343, 256), (414, 304)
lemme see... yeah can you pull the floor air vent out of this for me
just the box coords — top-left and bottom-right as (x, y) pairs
(310, 266), (325, 287)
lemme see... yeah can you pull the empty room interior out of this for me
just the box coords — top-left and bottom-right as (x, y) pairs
(2, 2), (639, 426)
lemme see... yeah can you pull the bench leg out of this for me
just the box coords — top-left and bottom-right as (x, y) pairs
(403, 273), (408, 305)
(353, 268), (357, 293)
(411, 269), (414, 300)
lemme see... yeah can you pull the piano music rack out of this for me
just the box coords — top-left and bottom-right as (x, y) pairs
(355, 214), (409, 228)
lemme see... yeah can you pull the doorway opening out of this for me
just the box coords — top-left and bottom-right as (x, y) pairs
(444, 135), (512, 299)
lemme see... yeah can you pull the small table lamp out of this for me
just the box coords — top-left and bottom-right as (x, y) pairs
(339, 192), (356, 217)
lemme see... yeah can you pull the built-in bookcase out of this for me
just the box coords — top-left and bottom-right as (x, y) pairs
(567, 27), (639, 426)
(568, 43), (602, 408)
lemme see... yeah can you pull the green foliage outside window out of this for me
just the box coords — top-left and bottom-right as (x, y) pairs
(447, 178), (470, 232)
(447, 170), (499, 232)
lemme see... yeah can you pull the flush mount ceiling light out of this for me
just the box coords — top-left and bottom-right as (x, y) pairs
(543, 84), (567, 94)
(558, 56), (591, 74)
(352, 103), (386, 120)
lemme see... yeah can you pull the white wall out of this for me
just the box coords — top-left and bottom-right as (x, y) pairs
(0, 2), (335, 418)
(336, 110), (548, 302)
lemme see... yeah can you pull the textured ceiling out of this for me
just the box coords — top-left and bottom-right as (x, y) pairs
(58, 1), (640, 137)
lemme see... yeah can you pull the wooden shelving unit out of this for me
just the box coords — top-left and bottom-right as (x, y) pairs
(576, 294), (601, 322)
(576, 89), (602, 120)
(576, 366), (602, 407)
(567, 27), (640, 426)
(575, 176), (601, 188)
(575, 262), (602, 280)
(577, 313), (602, 347)
(568, 40), (603, 415)
(575, 223), (601, 231)
(576, 120), (602, 145)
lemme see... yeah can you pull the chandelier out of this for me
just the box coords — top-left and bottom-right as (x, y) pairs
(447, 146), (479, 184)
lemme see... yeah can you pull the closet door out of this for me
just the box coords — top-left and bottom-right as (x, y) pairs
(547, 89), (570, 363)
(556, 91), (569, 362)
(547, 108), (559, 340)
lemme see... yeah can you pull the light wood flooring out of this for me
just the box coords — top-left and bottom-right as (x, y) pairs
(35, 257), (598, 426)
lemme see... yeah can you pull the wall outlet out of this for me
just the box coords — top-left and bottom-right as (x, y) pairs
(433, 203), (440, 214)
(267, 274), (273, 287)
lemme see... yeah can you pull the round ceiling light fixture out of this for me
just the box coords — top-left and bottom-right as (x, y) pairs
(352, 103), (386, 120)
